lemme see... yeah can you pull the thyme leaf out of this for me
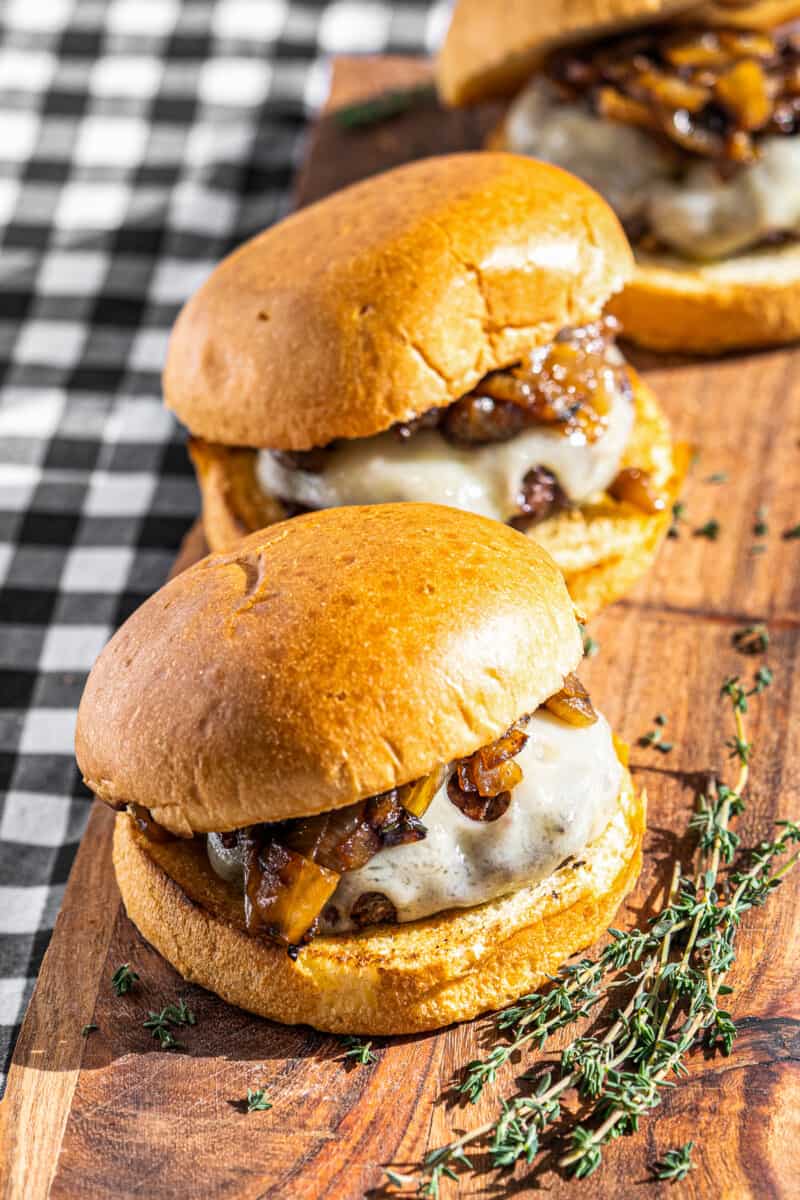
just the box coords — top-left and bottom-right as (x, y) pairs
(111, 963), (139, 996)
(341, 1036), (378, 1066)
(386, 668), (798, 1191)
(651, 1140), (695, 1182)
(246, 1086), (273, 1113)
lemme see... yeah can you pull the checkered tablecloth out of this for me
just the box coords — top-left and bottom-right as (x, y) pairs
(0, 0), (448, 1092)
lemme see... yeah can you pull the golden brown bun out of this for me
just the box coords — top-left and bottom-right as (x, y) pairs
(191, 376), (686, 618)
(76, 504), (582, 835)
(164, 154), (632, 451)
(112, 763), (644, 1034)
(488, 120), (800, 353)
(609, 242), (800, 354)
(437, 0), (799, 106)
(437, 0), (697, 106)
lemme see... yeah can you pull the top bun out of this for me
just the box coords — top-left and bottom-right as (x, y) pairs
(164, 153), (632, 450)
(76, 504), (582, 836)
(437, 0), (797, 106)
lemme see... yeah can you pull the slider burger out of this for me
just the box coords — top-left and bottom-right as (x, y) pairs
(75, 503), (644, 1034)
(166, 153), (685, 617)
(438, 1), (800, 353)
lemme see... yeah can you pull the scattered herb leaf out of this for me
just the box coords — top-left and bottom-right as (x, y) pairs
(652, 1141), (696, 1182)
(143, 999), (195, 1051)
(334, 83), (436, 130)
(639, 715), (672, 753)
(246, 1086), (273, 1113)
(81, 1024), (98, 1037)
(694, 519), (720, 540)
(782, 524), (800, 540)
(753, 506), (769, 537)
(341, 1036), (378, 1066)
(667, 500), (686, 539)
(732, 624), (769, 655)
(705, 473), (728, 484)
(578, 622), (599, 658)
(111, 963), (139, 996)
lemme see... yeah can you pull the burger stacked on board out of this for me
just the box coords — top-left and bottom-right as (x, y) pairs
(438, 0), (800, 352)
(76, 505), (644, 1034)
(76, 151), (680, 1034)
(165, 154), (685, 616)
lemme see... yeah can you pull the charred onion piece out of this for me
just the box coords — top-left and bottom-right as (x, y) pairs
(391, 318), (627, 448)
(242, 837), (339, 946)
(285, 788), (427, 873)
(549, 25), (800, 170)
(515, 466), (569, 524)
(447, 779), (512, 822)
(350, 892), (398, 929)
(447, 722), (528, 821)
(608, 466), (665, 514)
(544, 674), (598, 727)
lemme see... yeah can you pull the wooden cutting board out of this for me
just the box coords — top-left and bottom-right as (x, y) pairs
(3, 56), (800, 1200)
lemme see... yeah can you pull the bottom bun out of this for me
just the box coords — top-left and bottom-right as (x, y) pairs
(190, 375), (685, 619)
(113, 765), (644, 1035)
(609, 242), (800, 355)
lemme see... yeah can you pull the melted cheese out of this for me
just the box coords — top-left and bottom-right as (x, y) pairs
(506, 79), (675, 228)
(257, 387), (633, 522)
(207, 709), (623, 930)
(506, 78), (800, 260)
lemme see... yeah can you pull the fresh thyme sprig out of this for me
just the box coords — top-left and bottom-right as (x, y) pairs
(341, 1036), (378, 1066)
(111, 963), (139, 996)
(388, 666), (798, 1191)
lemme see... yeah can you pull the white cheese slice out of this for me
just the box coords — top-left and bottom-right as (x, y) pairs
(256, 386), (633, 522)
(505, 77), (800, 260)
(207, 709), (623, 930)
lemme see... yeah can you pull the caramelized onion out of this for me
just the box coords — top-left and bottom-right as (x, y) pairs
(242, 837), (339, 945)
(396, 767), (446, 818)
(447, 721), (528, 821)
(608, 466), (665, 514)
(391, 318), (628, 450)
(549, 24), (800, 173)
(544, 674), (598, 727)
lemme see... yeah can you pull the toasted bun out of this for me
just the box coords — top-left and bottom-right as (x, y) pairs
(609, 242), (800, 353)
(112, 763), (644, 1034)
(437, 0), (697, 106)
(437, 0), (799, 106)
(164, 154), (632, 451)
(190, 375), (686, 618)
(76, 504), (582, 835)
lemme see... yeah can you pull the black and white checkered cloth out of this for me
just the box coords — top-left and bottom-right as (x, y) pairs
(0, 0), (448, 1091)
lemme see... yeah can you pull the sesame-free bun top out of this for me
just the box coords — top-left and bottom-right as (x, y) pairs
(164, 153), (632, 451)
(437, 0), (800, 106)
(76, 504), (583, 836)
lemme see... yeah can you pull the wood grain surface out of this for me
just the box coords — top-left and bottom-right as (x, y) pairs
(2, 56), (800, 1200)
